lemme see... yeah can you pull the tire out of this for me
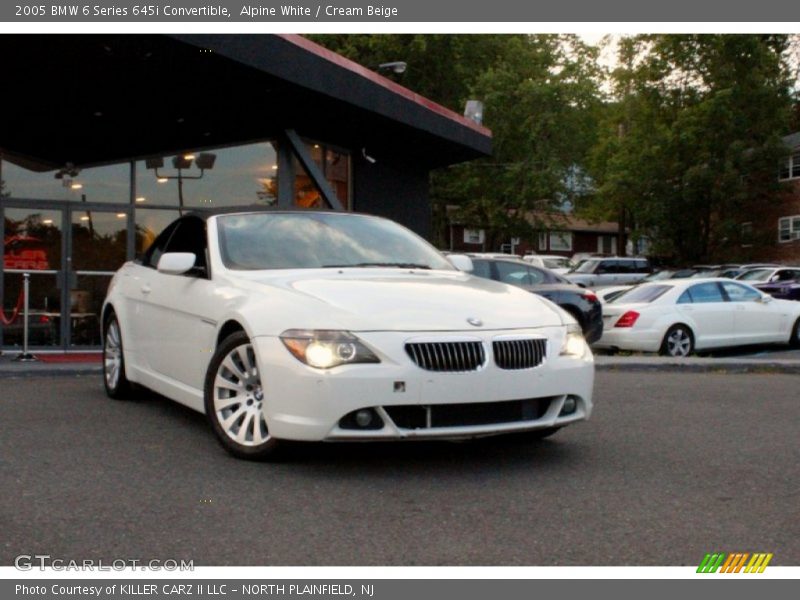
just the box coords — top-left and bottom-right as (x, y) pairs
(204, 331), (280, 460)
(790, 318), (800, 349)
(660, 324), (694, 357)
(103, 313), (133, 399)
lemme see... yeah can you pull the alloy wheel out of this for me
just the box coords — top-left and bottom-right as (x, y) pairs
(104, 320), (122, 389)
(212, 343), (270, 446)
(666, 328), (692, 357)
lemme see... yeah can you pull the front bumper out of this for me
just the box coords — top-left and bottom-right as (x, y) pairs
(252, 327), (594, 442)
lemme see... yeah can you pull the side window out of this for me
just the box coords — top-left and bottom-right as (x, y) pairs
(775, 269), (798, 282)
(687, 282), (725, 303)
(162, 217), (208, 274)
(677, 289), (693, 304)
(595, 260), (612, 274)
(141, 221), (180, 269)
(495, 262), (532, 286)
(528, 266), (546, 285)
(721, 281), (760, 302)
(471, 260), (492, 279)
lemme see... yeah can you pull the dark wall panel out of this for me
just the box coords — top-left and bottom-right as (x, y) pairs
(352, 159), (431, 240)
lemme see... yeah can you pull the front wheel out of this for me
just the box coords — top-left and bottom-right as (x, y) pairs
(660, 324), (694, 357)
(103, 314), (133, 399)
(204, 331), (281, 460)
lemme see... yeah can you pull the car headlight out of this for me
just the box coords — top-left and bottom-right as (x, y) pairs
(560, 323), (589, 359)
(280, 330), (380, 369)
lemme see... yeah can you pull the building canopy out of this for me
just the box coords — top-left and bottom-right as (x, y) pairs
(0, 34), (491, 172)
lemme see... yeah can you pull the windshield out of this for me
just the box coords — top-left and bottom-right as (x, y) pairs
(574, 259), (600, 273)
(643, 270), (673, 281)
(736, 268), (773, 282)
(543, 257), (569, 269)
(216, 212), (455, 271)
(613, 284), (671, 304)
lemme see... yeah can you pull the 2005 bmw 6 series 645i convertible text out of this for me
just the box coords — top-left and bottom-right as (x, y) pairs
(102, 210), (594, 459)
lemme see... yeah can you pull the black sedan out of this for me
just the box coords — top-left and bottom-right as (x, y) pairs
(470, 257), (603, 343)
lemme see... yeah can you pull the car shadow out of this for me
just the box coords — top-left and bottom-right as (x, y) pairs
(127, 386), (583, 474)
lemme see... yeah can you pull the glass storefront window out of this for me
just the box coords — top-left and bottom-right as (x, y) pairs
(3, 207), (62, 271)
(135, 142), (279, 209)
(135, 208), (181, 255)
(293, 155), (325, 209)
(1, 158), (130, 203)
(2, 272), (62, 348)
(300, 140), (350, 209)
(70, 210), (128, 271)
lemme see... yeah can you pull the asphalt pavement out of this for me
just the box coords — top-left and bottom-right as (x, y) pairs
(1, 371), (798, 566)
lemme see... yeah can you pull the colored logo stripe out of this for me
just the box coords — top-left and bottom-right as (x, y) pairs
(745, 553), (773, 573)
(697, 552), (773, 573)
(697, 553), (726, 573)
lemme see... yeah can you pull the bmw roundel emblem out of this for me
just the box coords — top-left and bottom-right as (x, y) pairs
(467, 317), (483, 327)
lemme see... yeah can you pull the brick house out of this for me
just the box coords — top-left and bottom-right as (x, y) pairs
(445, 207), (622, 257)
(765, 132), (800, 262)
(729, 132), (800, 264)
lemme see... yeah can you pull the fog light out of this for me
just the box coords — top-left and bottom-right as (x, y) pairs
(355, 409), (374, 427)
(560, 396), (578, 416)
(338, 408), (384, 430)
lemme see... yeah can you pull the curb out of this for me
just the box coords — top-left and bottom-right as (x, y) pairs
(595, 361), (800, 375)
(0, 366), (102, 379)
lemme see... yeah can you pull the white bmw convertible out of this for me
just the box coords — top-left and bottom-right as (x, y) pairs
(102, 210), (594, 459)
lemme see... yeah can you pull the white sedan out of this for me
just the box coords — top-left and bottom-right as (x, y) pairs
(102, 210), (594, 459)
(595, 278), (800, 357)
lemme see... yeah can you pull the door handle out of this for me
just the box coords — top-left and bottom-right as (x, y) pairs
(141, 284), (152, 295)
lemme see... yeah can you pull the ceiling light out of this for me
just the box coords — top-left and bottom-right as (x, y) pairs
(70, 183), (83, 190)
(157, 178), (168, 183)
(135, 197), (146, 203)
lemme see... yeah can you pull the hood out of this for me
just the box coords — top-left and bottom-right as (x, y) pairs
(232, 268), (565, 332)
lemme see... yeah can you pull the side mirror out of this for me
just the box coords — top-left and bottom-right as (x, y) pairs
(448, 254), (474, 273)
(759, 294), (773, 304)
(157, 252), (196, 275)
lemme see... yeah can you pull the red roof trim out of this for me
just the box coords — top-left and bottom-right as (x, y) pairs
(278, 34), (492, 138)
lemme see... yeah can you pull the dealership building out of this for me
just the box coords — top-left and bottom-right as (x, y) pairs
(0, 34), (491, 351)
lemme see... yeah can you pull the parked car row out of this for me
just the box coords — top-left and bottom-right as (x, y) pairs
(453, 252), (800, 358)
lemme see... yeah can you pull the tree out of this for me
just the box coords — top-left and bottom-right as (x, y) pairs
(310, 35), (603, 248)
(589, 34), (794, 262)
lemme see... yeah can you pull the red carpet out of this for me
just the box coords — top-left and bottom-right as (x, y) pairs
(34, 353), (102, 364)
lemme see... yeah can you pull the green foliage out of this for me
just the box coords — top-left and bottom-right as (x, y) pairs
(590, 35), (793, 262)
(310, 34), (603, 247)
(311, 34), (796, 259)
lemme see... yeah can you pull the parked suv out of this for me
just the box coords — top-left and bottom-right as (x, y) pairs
(565, 257), (652, 289)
